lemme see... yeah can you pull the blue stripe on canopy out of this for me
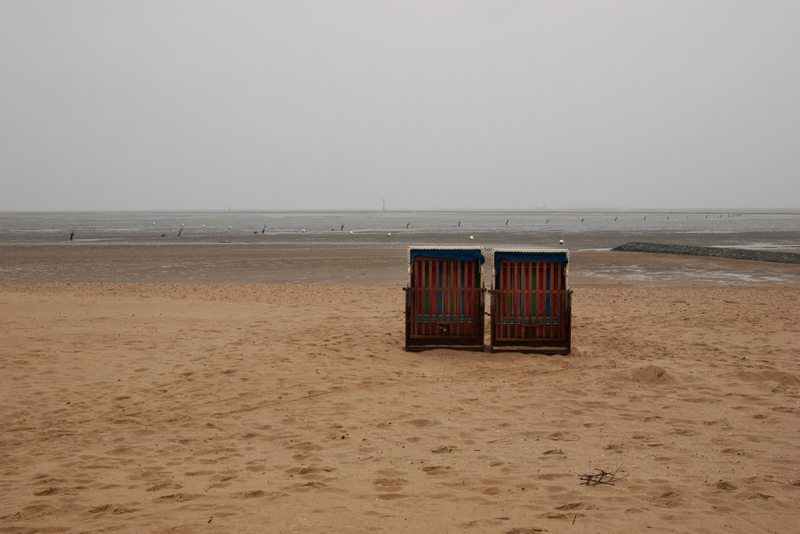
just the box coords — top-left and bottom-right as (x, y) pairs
(494, 251), (568, 264)
(410, 248), (485, 264)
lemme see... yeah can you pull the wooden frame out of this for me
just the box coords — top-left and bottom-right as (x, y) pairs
(489, 249), (572, 354)
(404, 247), (485, 351)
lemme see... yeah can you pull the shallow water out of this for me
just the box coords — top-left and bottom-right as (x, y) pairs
(0, 210), (798, 250)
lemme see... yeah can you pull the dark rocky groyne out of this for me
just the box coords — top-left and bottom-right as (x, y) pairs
(612, 242), (800, 265)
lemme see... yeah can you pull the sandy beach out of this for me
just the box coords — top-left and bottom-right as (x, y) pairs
(1, 246), (799, 533)
(4, 0), (799, 529)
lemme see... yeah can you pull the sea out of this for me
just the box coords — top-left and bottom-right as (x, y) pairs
(0, 210), (798, 251)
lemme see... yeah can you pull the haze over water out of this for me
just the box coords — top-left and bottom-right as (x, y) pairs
(1, 210), (798, 251)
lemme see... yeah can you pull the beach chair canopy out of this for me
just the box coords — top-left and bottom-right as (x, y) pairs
(409, 247), (485, 263)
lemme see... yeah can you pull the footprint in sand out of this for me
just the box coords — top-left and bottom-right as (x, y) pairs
(33, 487), (65, 496)
(285, 466), (335, 479)
(146, 482), (182, 492)
(555, 502), (597, 511)
(407, 419), (437, 427)
(458, 516), (512, 529)
(713, 480), (737, 491)
(88, 504), (138, 515)
(88, 504), (112, 514)
(156, 493), (195, 503)
(373, 477), (408, 499)
(422, 465), (452, 475)
(548, 432), (578, 442)
(246, 464), (266, 472)
(542, 512), (585, 520)
(289, 481), (328, 491)
(647, 489), (682, 508)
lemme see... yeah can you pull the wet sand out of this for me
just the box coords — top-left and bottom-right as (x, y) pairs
(2, 243), (800, 286)
(1, 245), (799, 533)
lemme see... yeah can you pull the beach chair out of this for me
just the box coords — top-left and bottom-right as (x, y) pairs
(489, 249), (571, 354)
(404, 247), (485, 351)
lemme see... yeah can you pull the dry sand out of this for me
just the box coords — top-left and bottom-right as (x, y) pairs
(1, 247), (800, 533)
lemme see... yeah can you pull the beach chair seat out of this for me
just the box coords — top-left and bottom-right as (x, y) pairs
(404, 247), (485, 350)
(496, 317), (561, 326)
(414, 314), (478, 322)
(489, 249), (572, 354)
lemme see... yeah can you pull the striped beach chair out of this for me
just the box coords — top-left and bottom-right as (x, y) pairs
(404, 247), (485, 350)
(489, 249), (571, 354)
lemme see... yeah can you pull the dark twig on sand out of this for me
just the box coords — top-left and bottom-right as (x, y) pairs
(579, 467), (623, 486)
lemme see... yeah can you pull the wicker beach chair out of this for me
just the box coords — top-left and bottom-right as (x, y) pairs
(489, 249), (571, 354)
(404, 247), (485, 351)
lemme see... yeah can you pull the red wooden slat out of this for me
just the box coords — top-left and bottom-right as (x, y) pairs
(550, 263), (561, 344)
(503, 260), (509, 340)
(465, 261), (471, 337)
(559, 263), (564, 340)
(418, 259), (424, 337)
(464, 261), (472, 335)
(451, 260), (458, 338)
(460, 261), (466, 338)
(455, 260), (460, 338)
(506, 261), (511, 341)
(453, 259), (459, 338)
(466, 261), (471, 337)
(510, 261), (515, 340)
(433, 260), (439, 328)
(544, 261), (549, 338)
(509, 261), (515, 341)
(512, 262), (517, 342)
(526, 261), (532, 330)
(547, 263), (553, 339)
(463, 261), (467, 337)
(496, 261), (500, 340)
(498, 261), (504, 340)
(411, 259), (417, 337)
(523, 261), (530, 324)
(514, 261), (525, 339)
(498, 261), (503, 340)
(498, 260), (504, 341)
(511, 260), (517, 340)
(529, 262), (534, 340)
(423, 259), (429, 338)
(559, 263), (565, 341)
(456, 260), (461, 333)
(425, 259), (431, 337)
(537, 261), (544, 339)
(444, 259), (448, 334)
(442, 259), (447, 328)
(474, 260), (478, 338)
(552, 263), (557, 339)
(424, 258), (430, 336)
(556, 263), (564, 339)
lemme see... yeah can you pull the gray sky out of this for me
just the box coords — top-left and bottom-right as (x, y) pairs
(1, 1), (798, 211)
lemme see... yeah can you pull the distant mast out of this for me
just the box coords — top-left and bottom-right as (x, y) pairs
(382, 198), (386, 211)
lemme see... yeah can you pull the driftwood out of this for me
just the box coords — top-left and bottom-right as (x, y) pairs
(579, 467), (622, 486)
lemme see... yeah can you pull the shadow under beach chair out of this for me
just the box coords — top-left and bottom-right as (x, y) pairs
(489, 248), (572, 354)
(404, 246), (485, 351)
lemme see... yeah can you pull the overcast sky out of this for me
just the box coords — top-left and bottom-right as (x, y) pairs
(1, 1), (798, 211)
